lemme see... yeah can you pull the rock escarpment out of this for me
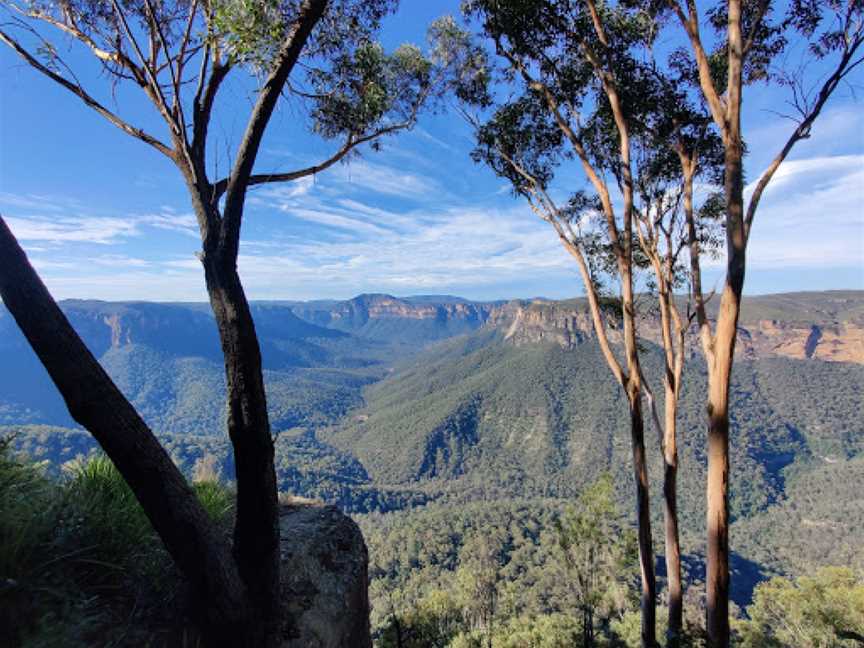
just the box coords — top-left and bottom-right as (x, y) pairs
(489, 298), (864, 364)
(278, 502), (371, 648)
(291, 293), (495, 329)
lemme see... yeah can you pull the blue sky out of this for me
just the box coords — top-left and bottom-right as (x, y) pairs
(0, 2), (862, 302)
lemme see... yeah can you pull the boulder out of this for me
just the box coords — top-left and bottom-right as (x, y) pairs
(278, 502), (371, 647)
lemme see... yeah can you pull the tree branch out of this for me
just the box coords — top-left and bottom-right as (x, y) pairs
(742, 0), (771, 56)
(668, 0), (728, 137)
(744, 30), (864, 240)
(219, 0), (328, 263)
(0, 28), (174, 158)
(109, 0), (180, 137)
(212, 121), (411, 200)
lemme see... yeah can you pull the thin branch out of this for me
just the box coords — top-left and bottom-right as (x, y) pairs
(639, 367), (665, 449)
(0, 28), (174, 158)
(668, 0), (728, 136)
(109, 0), (179, 136)
(212, 121), (412, 200)
(742, 0), (771, 56)
(494, 37), (618, 233)
(744, 30), (864, 240)
(143, 0), (181, 124)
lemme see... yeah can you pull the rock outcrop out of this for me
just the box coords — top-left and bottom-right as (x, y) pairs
(489, 299), (864, 364)
(278, 502), (371, 648)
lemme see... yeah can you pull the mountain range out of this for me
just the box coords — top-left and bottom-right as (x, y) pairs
(2, 290), (862, 596)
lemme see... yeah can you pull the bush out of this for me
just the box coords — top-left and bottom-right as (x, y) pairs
(0, 444), (237, 646)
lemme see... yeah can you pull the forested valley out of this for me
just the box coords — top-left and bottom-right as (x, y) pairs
(2, 292), (863, 645)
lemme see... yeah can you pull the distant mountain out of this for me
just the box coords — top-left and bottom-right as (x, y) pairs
(320, 323), (863, 584)
(3, 290), (861, 612)
(287, 293), (498, 344)
(0, 300), (379, 433)
(488, 290), (864, 364)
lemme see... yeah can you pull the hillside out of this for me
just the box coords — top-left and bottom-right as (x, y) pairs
(2, 290), (862, 587)
(0, 300), (397, 433)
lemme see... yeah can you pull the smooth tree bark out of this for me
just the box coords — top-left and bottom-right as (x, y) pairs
(668, 1), (864, 644)
(634, 195), (688, 647)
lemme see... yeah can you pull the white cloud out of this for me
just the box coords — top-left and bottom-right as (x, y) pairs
(13, 147), (861, 300)
(286, 208), (394, 236)
(88, 254), (152, 268)
(0, 192), (84, 213)
(6, 214), (140, 244)
(140, 212), (199, 237)
(327, 160), (444, 200)
(743, 154), (863, 268)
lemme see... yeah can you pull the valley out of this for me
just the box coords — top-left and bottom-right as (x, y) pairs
(2, 290), (862, 615)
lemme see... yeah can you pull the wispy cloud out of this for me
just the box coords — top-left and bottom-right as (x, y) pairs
(745, 154), (864, 268)
(4, 203), (200, 245)
(6, 214), (140, 244)
(140, 212), (199, 238)
(8, 121), (860, 301)
(327, 160), (444, 200)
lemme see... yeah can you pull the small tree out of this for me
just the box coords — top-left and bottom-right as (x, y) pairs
(0, 0), (453, 643)
(555, 474), (639, 647)
(455, 530), (507, 647)
(739, 567), (864, 647)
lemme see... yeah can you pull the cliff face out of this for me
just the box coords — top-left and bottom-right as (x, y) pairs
(287, 294), (499, 345)
(738, 320), (864, 363)
(291, 294), (495, 329)
(488, 299), (864, 365)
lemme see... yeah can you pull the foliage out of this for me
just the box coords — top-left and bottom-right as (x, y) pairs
(0, 435), (57, 585)
(0, 443), (236, 646)
(737, 567), (864, 647)
(362, 477), (643, 647)
(556, 474), (639, 643)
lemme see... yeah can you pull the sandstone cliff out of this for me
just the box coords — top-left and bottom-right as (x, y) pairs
(487, 296), (864, 364)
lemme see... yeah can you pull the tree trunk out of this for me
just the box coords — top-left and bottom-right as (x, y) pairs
(628, 389), (657, 648)
(650, 265), (684, 648)
(705, 283), (742, 647)
(705, 107), (746, 647)
(663, 383), (683, 647)
(202, 247), (280, 635)
(0, 215), (255, 646)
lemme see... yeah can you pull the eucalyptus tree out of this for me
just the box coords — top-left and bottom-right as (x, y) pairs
(0, 0), (451, 644)
(630, 97), (725, 647)
(663, 2), (864, 644)
(448, 3), (672, 644)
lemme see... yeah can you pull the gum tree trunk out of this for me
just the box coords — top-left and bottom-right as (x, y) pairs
(0, 215), (256, 646)
(203, 247), (280, 630)
(628, 387), (657, 647)
(663, 386), (683, 646)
